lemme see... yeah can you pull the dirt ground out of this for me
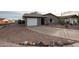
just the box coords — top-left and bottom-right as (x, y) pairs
(0, 40), (21, 47)
(0, 24), (74, 46)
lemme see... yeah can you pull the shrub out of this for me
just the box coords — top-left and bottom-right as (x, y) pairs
(77, 18), (79, 25)
(18, 20), (25, 24)
(58, 19), (65, 25)
(18, 20), (22, 24)
(21, 20), (25, 24)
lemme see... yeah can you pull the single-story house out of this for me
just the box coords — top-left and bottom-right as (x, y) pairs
(60, 15), (78, 24)
(23, 12), (59, 26)
(0, 18), (10, 25)
(23, 12), (47, 26)
(43, 13), (59, 24)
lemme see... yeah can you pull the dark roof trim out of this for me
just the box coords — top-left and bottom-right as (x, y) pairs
(23, 16), (47, 18)
(43, 13), (59, 19)
(59, 15), (78, 19)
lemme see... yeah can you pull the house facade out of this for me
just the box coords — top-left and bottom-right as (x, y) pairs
(43, 13), (59, 24)
(0, 18), (10, 25)
(23, 12), (47, 26)
(61, 15), (78, 24)
(23, 12), (59, 26)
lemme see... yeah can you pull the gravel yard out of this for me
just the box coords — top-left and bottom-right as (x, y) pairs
(0, 25), (7, 30)
(0, 24), (78, 47)
(0, 40), (21, 47)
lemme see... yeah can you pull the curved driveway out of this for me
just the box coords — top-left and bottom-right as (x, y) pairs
(27, 26), (79, 41)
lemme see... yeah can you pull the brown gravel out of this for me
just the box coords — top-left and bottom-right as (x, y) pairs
(0, 40), (22, 47)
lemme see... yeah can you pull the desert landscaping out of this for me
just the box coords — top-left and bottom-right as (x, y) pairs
(0, 12), (79, 47)
(0, 24), (79, 47)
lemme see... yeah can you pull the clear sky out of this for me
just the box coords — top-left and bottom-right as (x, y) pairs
(0, 0), (79, 16)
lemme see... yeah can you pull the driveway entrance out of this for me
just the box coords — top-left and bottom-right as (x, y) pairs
(27, 26), (79, 41)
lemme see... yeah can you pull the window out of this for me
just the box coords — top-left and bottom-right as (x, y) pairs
(50, 19), (52, 23)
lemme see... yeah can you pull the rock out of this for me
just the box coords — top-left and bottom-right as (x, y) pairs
(55, 41), (64, 47)
(19, 41), (29, 46)
(67, 40), (75, 43)
(24, 41), (29, 45)
(63, 45), (73, 47)
(32, 42), (36, 46)
(34, 41), (45, 46)
(64, 40), (76, 45)
(38, 41), (44, 46)
(72, 43), (79, 47)
(49, 40), (56, 47)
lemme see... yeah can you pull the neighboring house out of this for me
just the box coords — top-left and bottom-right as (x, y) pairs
(0, 18), (10, 25)
(43, 13), (59, 24)
(23, 12), (59, 26)
(60, 15), (78, 24)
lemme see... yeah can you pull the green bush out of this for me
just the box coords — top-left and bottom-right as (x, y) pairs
(77, 18), (79, 25)
(58, 19), (65, 25)
(18, 20), (25, 24)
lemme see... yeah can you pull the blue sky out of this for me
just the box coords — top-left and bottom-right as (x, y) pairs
(0, 11), (23, 20)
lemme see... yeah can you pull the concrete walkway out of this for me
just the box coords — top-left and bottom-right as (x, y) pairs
(27, 26), (79, 41)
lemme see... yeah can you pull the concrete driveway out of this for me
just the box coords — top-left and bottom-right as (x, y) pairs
(27, 26), (79, 41)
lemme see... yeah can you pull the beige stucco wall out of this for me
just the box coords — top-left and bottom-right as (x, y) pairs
(64, 18), (78, 24)
(44, 15), (59, 24)
(24, 17), (42, 26)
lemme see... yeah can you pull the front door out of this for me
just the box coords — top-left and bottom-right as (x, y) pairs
(41, 18), (45, 25)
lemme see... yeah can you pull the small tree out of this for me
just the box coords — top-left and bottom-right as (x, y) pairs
(18, 20), (22, 24)
(18, 20), (25, 24)
(21, 20), (25, 24)
(58, 19), (65, 25)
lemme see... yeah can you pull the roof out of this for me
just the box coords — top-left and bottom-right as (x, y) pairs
(23, 12), (47, 18)
(59, 15), (78, 19)
(0, 18), (5, 21)
(43, 13), (59, 19)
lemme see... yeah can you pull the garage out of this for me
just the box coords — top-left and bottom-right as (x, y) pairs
(27, 18), (38, 26)
(23, 12), (47, 26)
